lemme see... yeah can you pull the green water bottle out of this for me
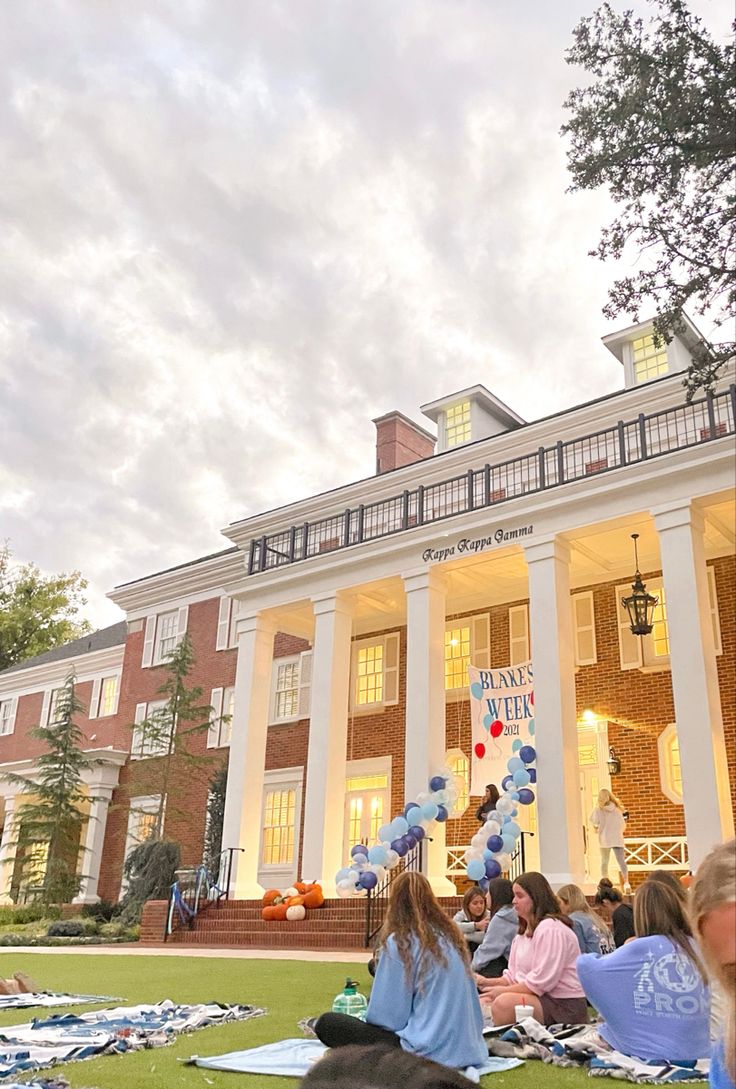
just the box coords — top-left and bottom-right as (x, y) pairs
(332, 978), (367, 1020)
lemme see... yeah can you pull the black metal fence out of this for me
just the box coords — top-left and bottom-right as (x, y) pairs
(246, 385), (735, 574)
(364, 839), (425, 948)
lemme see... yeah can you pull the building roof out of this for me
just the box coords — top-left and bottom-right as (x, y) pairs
(420, 383), (526, 428)
(0, 621), (128, 678)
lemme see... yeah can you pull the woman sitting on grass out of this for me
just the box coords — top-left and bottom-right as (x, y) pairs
(314, 871), (487, 1071)
(478, 872), (589, 1026)
(595, 878), (635, 947)
(453, 886), (489, 956)
(472, 877), (518, 979)
(577, 880), (710, 1065)
(558, 883), (614, 955)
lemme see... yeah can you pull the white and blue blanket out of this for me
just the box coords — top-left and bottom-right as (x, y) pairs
(0, 992), (119, 1010)
(0, 999), (265, 1079)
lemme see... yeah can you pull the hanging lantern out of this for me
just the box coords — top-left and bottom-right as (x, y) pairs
(607, 746), (622, 776)
(621, 533), (658, 636)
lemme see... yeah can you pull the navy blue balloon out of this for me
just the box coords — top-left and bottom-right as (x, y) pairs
(479, 877), (490, 892)
(391, 837), (409, 857)
(517, 788), (535, 805)
(502, 775), (514, 792)
(486, 834), (503, 853)
(528, 768), (537, 784)
(404, 833), (417, 850)
(435, 804), (448, 822)
(429, 775), (446, 792)
(485, 858), (502, 879)
(350, 844), (368, 858)
(409, 825), (426, 841)
(519, 745), (536, 765)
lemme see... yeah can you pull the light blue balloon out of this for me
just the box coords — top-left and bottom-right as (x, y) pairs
(378, 824), (392, 842)
(512, 739), (523, 752)
(513, 769), (531, 787)
(482, 848), (493, 861)
(391, 816), (409, 837)
(335, 867), (352, 883)
(368, 845), (388, 866)
(528, 718), (535, 736)
(467, 859), (485, 881)
(471, 682), (484, 700)
(421, 802), (439, 822)
(483, 713), (493, 729)
(501, 833), (517, 853)
(511, 792), (520, 801)
(507, 756), (524, 773)
(505, 821), (521, 838)
(406, 806), (423, 826)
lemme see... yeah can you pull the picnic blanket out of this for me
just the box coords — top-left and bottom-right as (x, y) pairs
(0, 999), (265, 1080)
(0, 992), (119, 1011)
(486, 1018), (709, 1083)
(191, 1037), (523, 1079)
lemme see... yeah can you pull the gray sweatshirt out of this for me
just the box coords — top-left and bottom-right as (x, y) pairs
(471, 904), (519, 971)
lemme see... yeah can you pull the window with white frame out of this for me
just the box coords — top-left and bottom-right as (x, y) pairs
(131, 700), (172, 758)
(208, 686), (234, 748)
(141, 606), (189, 668)
(658, 724), (683, 804)
(47, 687), (63, 725)
(352, 634), (399, 710)
(445, 749), (469, 817)
(616, 567), (720, 671)
(445, 401), (471, 447)
(632, 333), (668, 384)
(123, 796), (162, 879)
(445, 614), (490, 691)
(98, 675), (119, 717)
(0, 699), (17, 736)
(269, 651), (312, 723)
(261, 788), (296, 866)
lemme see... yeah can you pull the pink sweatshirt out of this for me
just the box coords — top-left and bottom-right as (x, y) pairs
(504, 918), (585, 998)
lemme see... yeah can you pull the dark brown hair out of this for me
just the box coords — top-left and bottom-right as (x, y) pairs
(488, 877), (514, 917)
(595, 877), (623, 905)
(378, 870), (470, 983)
(301, 1043), (477, 1088)
(462, 886), (488, 922)
(513, 871), (573, 936)
(485, 784), (500, 807)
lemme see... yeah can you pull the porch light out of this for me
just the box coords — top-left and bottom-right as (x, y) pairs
(608, 747), (622, 776)
(621, 533), (658, 636)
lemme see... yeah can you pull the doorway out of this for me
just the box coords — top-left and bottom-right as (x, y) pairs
(577, 720), (611, 880)
(343, 758), (391, 856)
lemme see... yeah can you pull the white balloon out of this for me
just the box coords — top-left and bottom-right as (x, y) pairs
(497, 796), (514, 815)
(369, 865), (386, 882)
(471, 833), (486, 849)
(337, 879), (355, 897)
(497, 853), (512, 871)
(433, 789), (449, 805)
(485, 820), (501, 837)
(385, 849), (400, 869)
(344, 871), (359, 886)
(416, 792), (431, 806)
(466, 849), (484, 863)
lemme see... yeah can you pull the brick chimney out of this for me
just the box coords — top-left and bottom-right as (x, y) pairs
(373, 411), (436, 474)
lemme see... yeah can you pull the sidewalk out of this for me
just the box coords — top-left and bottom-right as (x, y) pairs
(1, 944), (372, 962)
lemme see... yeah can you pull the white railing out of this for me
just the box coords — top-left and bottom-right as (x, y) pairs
(446, 846), (469, 876)
(624, 837), (689, 871)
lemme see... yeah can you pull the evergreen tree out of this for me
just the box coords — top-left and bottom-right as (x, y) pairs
(203, 766), (228, 877)
(4, 673), (94, 905)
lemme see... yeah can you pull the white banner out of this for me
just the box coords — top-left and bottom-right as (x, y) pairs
(469, 663), (535, 796)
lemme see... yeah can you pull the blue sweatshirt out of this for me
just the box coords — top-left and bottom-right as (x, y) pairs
(577, 935), (710, 1063)
(368, 934), (487, 1069)
(472, 904), (518, 972)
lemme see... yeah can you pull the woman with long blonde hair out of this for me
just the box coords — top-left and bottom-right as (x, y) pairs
(558, 883), (614, 954)
(690, 839), (735, 1089)
(314, 871), (487, 1070)
(590, 788), (631, 892)
(577, 879), (710, 1065)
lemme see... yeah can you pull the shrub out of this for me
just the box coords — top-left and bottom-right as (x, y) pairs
(80, 899), (116, 922)
(81, 917), (99, 936)
(47, 919), (85, 937)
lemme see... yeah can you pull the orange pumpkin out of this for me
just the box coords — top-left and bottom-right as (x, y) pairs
(286, 894), (305, 908)
(262, 889), (283, 906)
(303, 886), (325, 909)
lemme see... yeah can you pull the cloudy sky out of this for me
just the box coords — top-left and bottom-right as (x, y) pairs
(1, 0), (730, 629)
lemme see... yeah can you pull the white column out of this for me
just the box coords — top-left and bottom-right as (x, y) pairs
(300, 594), (353, 895)
(0, 798), (16, 905)
(403, 569), (456, 895)
(653, 502), (734, 866)
(73, 788), (113, 904)
(525, 537), (586, 887)
(221, 613), (276, 899)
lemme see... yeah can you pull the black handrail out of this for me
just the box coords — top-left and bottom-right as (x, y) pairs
(163, 846), (243, 941)
(245, 386), (735, 574)
(364, 839), (425, 948)
(508, 832), (534, 881)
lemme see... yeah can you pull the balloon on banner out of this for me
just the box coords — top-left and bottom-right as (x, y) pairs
(474, 742), (486, 759)
(490, 720), (503, 738)
(512, 739), (523, 752)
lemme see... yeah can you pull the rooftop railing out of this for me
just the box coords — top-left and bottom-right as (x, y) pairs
(247, 385), (736, 576)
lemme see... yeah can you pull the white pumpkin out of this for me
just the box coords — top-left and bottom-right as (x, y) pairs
(286, 904), (306, 922)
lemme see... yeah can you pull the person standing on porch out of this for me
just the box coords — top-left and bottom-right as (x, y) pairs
(475, 784), (500, 823)
(590, 789), (631, 893)
(313, 871), (487, 1070)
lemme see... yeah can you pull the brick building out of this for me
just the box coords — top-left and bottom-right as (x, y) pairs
(0, 316), (733, 903)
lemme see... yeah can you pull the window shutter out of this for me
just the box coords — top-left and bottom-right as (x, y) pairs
(383, 633), (400, 705)
(297, 651), (312, 717)
(471, 614), (491, 669)
(8, 698), (17, 733)
(229, 600), (241, 648)
(706, 566), (722, 655)
(176, 606), (189, 644)
(111, 675), (120, 716)
(132, 702), (148, 757)
(572, 592), (597, 666)
(616, 586), (643, 669)
(142, 615), (156, 668)
(216, 597), (232, 651)
(509, 605), (530, 665)
(89, 678), (101, 719)
(208, 688), (224, 748)
(40, 690), (51, 727)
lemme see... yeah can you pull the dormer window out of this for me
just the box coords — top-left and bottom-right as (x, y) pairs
(632, 334), (668, 384)
(445, 402), (471, 447)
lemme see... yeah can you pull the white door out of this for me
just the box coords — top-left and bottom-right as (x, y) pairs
(577, 723), (611, 880)
(343, 769), (390, 856)
(258, 768), (302, 890)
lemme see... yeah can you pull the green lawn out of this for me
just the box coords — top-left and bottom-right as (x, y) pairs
(0, 952), (592, 1088)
